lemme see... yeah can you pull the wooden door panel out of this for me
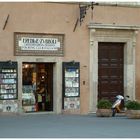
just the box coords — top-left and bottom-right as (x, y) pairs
(98, 42), (124, 103)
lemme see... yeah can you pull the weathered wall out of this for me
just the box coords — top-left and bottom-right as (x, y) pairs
(0, 2), (140, 114)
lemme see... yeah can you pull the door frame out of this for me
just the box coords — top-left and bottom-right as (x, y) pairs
(88, 23), (139, 112)
(18, 57), (63, 114)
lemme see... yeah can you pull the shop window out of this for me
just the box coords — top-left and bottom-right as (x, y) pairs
(0, 61), (18, 100)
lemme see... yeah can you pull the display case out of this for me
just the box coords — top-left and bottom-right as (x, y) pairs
(22, 85), (35, 105)
(62, 62), (80, 109)
(22, 85), (36, 112)
(0, 61), (18, 100)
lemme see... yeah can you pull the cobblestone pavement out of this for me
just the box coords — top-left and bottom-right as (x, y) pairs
(0, 113), (140, 138)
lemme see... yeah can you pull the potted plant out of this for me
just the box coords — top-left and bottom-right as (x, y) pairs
(96, 99), (112, 117)
(125, 100), (140, 119)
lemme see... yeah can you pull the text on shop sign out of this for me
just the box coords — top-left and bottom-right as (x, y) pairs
(19, 37), (60, 51)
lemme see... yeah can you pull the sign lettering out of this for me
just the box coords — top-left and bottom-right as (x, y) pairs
(19, 37), (60, 51)
(15, 32), (64, 56)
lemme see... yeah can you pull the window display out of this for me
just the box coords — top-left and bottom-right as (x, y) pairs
(22, 63), (53, 112)
(22, 85), (36, 106)
(62, 62), (80, 110)
(0, 62), (18, 100)
(63, 62), (80, 97)
(22, 64), (36, 112)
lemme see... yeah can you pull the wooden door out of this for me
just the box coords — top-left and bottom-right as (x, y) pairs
(98, 42), (124, 103)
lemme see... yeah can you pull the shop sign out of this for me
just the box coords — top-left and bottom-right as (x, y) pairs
(19, 37), (60, 51)
(14, 32), (64, 56)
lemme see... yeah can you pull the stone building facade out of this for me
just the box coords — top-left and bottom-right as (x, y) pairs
(0, 2), (140, 114)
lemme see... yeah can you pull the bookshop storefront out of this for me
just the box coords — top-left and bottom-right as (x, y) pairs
(0, 32), (81, 114)
(18, 32), (80, 114)
(17, 32), (64, 113)
(0, 32), (65, 114)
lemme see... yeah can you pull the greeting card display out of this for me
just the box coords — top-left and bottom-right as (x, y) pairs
(0, 62), (18, 100)
(63, 62), (80, 97)
(62, 62), (80, 110)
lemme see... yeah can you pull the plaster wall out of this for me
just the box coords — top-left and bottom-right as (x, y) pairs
(0, 3), (140, 114)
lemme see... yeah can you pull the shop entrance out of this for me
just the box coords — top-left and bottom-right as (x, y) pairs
(22, 63), (53, 112)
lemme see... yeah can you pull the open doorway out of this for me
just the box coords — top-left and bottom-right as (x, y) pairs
(22, 63), (53, 112)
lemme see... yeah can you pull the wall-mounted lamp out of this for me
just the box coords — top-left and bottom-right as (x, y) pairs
(69, 60), (75, 65)
(73, 2), (97, 32)
(79, 2), (98, 25)
(7, 60), (12, 65)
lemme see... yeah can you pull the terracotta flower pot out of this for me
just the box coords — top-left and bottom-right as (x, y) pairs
(96, 109), (112, 117)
